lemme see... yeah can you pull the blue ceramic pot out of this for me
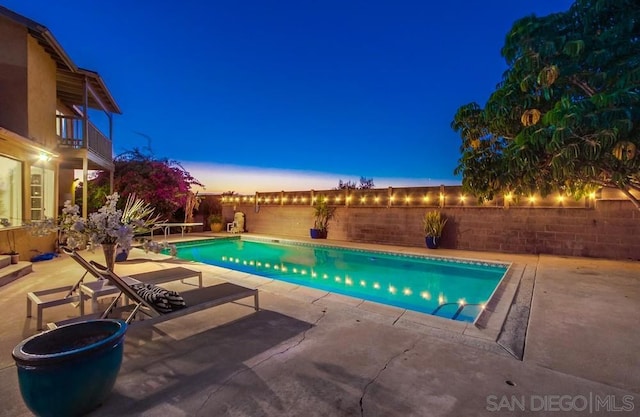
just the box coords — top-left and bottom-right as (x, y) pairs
(12, 319), (127, 417)
(310, 228), (327, 239)
(426, 236), (439, 249)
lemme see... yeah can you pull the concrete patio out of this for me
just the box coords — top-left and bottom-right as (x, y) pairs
(0, 235), (638, 416)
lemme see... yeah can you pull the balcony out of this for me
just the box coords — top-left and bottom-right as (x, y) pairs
(56, 115), (113, 170)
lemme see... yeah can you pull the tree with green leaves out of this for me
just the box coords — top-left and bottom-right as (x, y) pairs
(451, 0), (640, 209)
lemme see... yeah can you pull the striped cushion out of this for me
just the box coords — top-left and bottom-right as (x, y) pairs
(131, 283), (186, 313)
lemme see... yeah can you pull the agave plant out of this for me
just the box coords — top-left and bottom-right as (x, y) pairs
(121, 193), (163, 235)
(423, 211), (447, 238)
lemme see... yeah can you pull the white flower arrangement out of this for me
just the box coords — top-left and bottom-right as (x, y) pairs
(32, 193), (163, 252)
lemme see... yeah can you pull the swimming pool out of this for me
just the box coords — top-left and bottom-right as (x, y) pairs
(171, 238), (509, 323)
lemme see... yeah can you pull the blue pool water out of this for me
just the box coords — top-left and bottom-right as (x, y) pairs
(170, 238), (509, 323)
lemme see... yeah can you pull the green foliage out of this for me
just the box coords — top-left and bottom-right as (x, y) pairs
(208, 213), (223, 224)
(423, 211), (447, 238)
(312, 199), (336, 232)
(451, 0), (640, 209)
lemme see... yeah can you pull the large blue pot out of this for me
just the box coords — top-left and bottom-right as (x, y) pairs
(310, 228), (327, 239)
(12, 319), (127, 417)
(425, 236), (440, 249)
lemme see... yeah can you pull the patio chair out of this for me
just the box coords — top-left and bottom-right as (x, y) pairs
(227, 211), (245, 233)
(50, 250), (259, 327)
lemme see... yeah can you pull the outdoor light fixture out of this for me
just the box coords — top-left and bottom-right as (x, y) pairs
(423, 195), (429, 202)
(360, 196), (366, 203)
(529, 196), (535, 203)
(505, 193), (513, 201)
(374, 196), (380, 203)
(405, 196), (411, 203)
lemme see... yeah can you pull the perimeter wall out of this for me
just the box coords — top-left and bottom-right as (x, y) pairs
(215, 186), (640, 261)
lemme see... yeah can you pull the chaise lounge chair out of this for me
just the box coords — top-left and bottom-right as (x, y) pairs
(48, 250), (259, 328)
(28, 247), (203, 330)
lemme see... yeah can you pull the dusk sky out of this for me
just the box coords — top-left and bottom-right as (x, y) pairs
(3, 0), (575, 193)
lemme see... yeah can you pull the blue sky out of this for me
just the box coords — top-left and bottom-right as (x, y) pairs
(3, 0), (575, 193)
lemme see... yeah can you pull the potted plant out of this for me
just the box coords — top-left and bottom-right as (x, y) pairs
(423, 210), (447, 249)
(310, 199), (335, 239)
(208, 213), (224, 233)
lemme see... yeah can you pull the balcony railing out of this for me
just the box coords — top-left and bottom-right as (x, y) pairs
(56, 115), (112, 162)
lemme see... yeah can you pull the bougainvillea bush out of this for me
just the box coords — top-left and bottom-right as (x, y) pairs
(88, 148), (203, 220)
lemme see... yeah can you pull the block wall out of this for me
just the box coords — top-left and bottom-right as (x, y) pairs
(223, 200), (640, 261)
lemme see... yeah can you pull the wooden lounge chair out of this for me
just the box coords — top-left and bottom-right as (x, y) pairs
(48, 250), (259, 328)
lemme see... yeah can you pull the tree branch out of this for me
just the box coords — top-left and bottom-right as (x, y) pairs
(569, 76), (596, 97)
(620, 187), (640, 211)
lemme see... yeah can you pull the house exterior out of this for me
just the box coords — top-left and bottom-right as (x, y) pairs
(0, 5), (121, 259)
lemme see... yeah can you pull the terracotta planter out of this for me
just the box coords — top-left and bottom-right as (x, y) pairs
(12, 319), (127, 417)
(10, 253), (19, 264)
(210, 222), (224, 233)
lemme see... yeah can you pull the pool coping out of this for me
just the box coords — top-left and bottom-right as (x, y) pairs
(170, 234), (525, 356)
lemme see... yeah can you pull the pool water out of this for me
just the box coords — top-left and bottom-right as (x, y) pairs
(171, 238), (509, 323)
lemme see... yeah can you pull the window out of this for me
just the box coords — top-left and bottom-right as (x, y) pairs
(0, 155), (23, 227)
(30, 166), (54, 221)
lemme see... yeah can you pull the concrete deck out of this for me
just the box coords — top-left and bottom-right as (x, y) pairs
(0, 234), (638, 416)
